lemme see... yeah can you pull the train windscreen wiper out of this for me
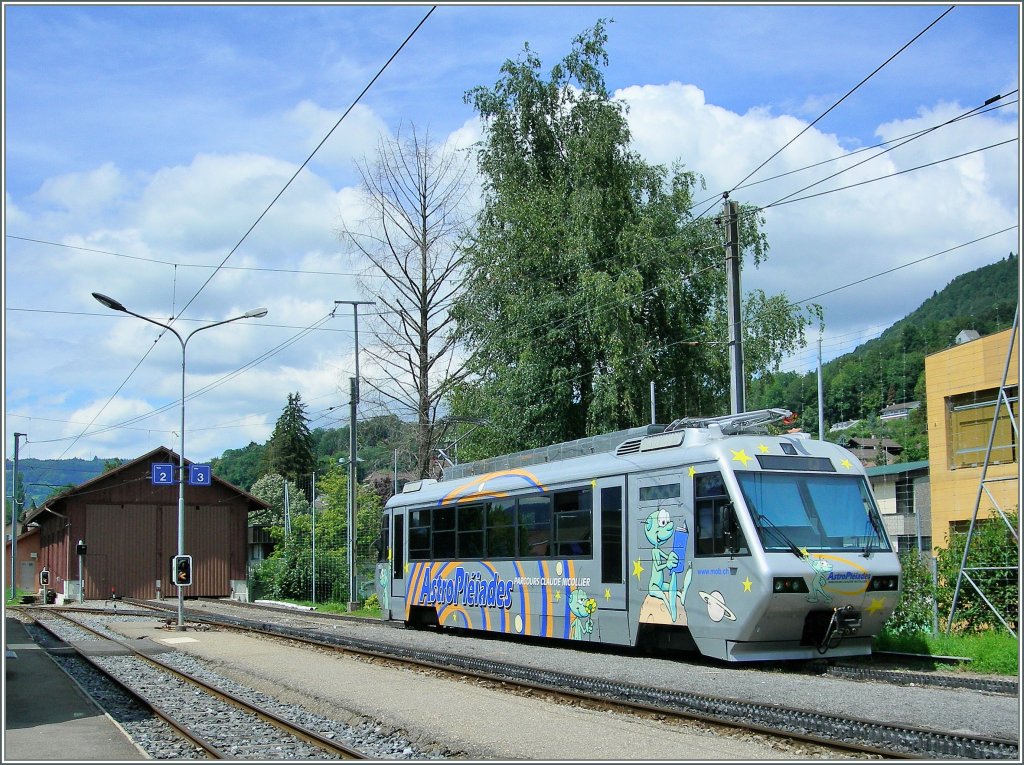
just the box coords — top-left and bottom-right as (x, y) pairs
(756, 514), (805, 558)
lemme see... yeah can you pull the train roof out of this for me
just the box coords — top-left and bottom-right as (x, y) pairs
(389, 409), (867, 508)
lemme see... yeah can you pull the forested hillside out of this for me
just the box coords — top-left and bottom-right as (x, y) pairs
(4, 457), (122, 511)
(747, 252), (1018, 457)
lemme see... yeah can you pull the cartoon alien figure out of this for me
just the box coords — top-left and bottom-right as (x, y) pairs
(644, 509), (692, 622)
(806, 557), (833, 604)
(568, 588), (597, 640)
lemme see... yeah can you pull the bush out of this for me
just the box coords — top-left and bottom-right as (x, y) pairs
(936, 510), (1018, 634)
(363, 593), (380, 611)
(884, 550), (936, 636)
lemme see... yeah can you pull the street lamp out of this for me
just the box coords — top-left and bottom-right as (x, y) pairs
(92, 292), (267, 629)
(8, 432), (27, 601)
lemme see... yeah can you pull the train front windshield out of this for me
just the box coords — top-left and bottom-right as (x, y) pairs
(736, 472), (891, 554)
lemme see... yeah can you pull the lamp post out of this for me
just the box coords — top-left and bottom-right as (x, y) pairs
(335, 300), (374, 612)
(9, 432), (27, 601)
(93, 293), (267, 629)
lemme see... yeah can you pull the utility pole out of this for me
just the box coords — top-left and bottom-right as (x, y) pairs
(817, 336), (825, 441)
(335, 299), (374, 612)
(724, 198), (745, 414)
(9, 433), (27, 600)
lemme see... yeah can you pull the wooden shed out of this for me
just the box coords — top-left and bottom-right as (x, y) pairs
(22, 446), (269, 602)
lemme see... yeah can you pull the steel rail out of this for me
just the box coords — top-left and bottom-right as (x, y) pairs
(119, 600), (1009, 759)
(20, 607), (367, 760)
(21, 610), (225, 758)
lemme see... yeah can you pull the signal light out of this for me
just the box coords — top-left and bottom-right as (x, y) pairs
(172, 555), (193, 588)
(39, 569), (50, 586)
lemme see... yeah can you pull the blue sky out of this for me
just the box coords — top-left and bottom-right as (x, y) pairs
(3, 2), (1021, 462)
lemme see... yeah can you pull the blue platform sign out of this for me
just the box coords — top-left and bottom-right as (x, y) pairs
(151, 463), (176, 485)
(188, 464), (212, 486)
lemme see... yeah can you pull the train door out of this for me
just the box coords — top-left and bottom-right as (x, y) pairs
(593, 475), (630, 644)
(634, 470), (693, 635)
(386, 509), (407, 621)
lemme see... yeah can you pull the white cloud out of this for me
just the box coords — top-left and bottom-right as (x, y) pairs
(32, 162), (128, 214)
(615, 81), (1017, 344)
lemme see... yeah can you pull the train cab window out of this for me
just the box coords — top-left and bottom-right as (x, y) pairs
(433, 505), (456, 559)
(457, 504), (484, 558)
(517, 495), (551, 557)
(394, 514), (404, 579)
(486, 499), (516, 558)
(695, 471), (749, 557)
(553, 488), (592, 557)
(408, 509), (430, 560)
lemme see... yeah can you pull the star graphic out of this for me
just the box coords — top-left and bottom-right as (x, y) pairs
(742, 577), (752, 592)
(840, 458), (853, 469)
(688, 465), (696, 478)
(591, 479), (597, 488)
(799, 547), (810, 558)
(604, 588), (612, 600)
(758, 443), (769, 453)
(388, 547), (393, 562)
(731, 448), (753, 467)
(554, 590), (561, 601)
(404, 561), (410, 574)
(866, 597), (885, 614)
(632, 558), (645, 583)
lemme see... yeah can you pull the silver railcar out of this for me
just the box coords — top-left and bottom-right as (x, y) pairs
(376, 409), (901, 662)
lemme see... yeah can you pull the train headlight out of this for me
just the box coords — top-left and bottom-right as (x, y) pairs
(772, 577), (809, 593)
(868, 575), (899, 591)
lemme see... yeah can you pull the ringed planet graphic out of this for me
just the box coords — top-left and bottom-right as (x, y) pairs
(699, 590), (737, 622)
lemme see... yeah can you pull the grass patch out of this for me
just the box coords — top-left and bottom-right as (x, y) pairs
(875, 629), (1019, 675)
(270, 598), (381, 619)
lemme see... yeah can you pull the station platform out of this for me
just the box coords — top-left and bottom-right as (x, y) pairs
(3, 616), (147, 761)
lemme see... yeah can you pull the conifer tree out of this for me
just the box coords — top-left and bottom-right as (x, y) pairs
(265, 392), (316, 488)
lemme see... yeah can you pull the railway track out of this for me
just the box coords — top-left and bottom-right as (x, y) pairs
(17, 607), (376, 760)
(90, 599), (1019, 760)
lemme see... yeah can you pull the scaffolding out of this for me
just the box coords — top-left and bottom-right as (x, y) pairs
(945, 306), (1020, 637)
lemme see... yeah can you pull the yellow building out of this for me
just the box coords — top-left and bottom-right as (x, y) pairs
(925, 326), (1019, 550)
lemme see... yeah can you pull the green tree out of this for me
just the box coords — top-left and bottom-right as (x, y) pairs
(212, 441), (268, 492)
(449, 20), (814, 455)
(249, 473), (311, 528)
(937, 510), (1019, 635)
(265, 393), (315, 488)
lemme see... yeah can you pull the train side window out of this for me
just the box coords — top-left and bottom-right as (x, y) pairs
(408, 509), (430, 560)
(517, 495), (551, 557)
(600, 486), (623, 583)
(553, 487), (592, 557)
(457, 504), (484, 558)
(486, 499), (516, 558)
(394, 514), (404, 579)
(433, 505), (456, 559)
(695, 471), (749, 557)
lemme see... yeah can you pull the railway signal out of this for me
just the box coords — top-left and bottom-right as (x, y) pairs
(172, 555), (193, 588)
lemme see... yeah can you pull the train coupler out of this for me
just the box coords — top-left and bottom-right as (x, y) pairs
(817, 605), (862, 654)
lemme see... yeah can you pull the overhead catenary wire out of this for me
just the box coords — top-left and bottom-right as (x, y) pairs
(37, 7), (436, 459)
(727, 5), (955, 194)
(9, 4), (1015, 454)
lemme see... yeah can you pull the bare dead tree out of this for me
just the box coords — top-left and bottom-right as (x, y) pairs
(337, 123), (474, 478)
